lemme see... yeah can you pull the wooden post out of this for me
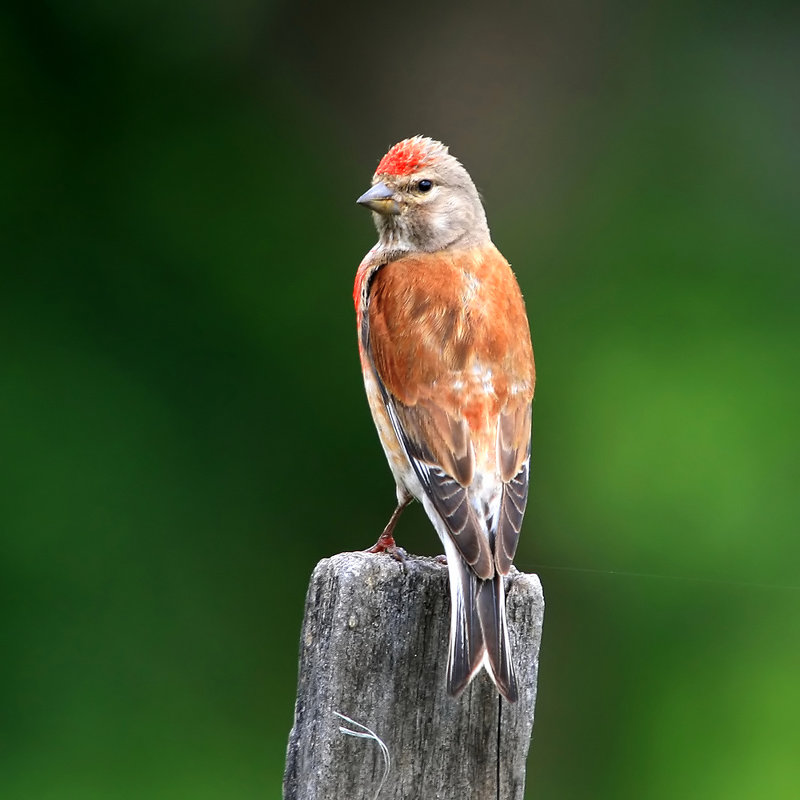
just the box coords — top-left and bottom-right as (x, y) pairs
(283, 551), (544, 799)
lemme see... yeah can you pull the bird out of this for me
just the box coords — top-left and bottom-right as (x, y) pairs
(353, 136), (535, 702)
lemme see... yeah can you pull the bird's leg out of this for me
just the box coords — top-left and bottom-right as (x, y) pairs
(365, 496), (412, 561)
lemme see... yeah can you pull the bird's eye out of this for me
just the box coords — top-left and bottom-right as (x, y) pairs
(417, 179), (433, 193)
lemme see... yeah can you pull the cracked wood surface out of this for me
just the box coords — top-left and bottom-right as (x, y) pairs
(284, 552), (544, 799)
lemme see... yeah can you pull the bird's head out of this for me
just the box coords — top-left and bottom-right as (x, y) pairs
(357, 136), (490, 253)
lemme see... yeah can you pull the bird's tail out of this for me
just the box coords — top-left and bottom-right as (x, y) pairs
(445, 548), (518, 702)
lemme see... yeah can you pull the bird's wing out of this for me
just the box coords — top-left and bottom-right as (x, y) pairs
(385, 398), (493, 577)
(494, 402), (532, 574)
(364, 247), (534, 579)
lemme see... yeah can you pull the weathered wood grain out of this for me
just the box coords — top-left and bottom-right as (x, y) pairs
(284, 552), (544, 799)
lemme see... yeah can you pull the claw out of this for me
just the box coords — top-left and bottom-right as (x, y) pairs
(365, 532), (408, 567)
(363, 497), (412, 564)
(365, 531), (397, 554)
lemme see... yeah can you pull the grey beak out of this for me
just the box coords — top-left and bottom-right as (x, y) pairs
(356, 182), (400, 215)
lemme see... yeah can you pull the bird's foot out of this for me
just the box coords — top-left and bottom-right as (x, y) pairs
(365, 532), (408, 566)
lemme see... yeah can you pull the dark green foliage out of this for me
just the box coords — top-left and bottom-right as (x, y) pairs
(1, 1), (798, 797)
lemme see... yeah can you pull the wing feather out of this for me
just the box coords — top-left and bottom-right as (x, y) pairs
(364, 247), (534, 580)
(495, 403), (532, 573)
(384, 399), (493, 577)
(495, 457), (530, 574)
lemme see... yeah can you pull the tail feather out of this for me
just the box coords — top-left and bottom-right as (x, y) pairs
(446, 548), (484, 696)
(445, 539), (518, 702)
(477, 573), (518, 702)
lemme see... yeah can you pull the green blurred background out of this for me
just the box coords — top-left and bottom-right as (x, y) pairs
(2, 0), (799, 797)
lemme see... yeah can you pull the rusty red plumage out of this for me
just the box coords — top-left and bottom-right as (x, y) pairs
(354, 137), (535, 702)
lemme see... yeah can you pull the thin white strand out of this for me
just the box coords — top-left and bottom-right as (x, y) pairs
(521, 562), (800, 592)
(333, 711), (391, 800)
